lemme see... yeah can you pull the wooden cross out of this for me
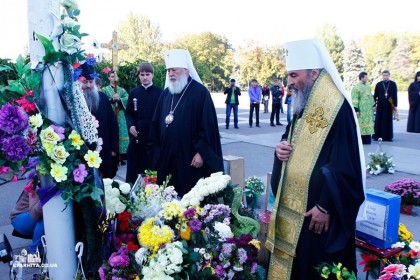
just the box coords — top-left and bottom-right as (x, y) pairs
(101, 31), (129, 71)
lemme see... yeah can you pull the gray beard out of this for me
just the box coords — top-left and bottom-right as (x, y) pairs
(291, 77), (313, 116)
(168, 74), (189, 94)
(84, 85), (100, 112)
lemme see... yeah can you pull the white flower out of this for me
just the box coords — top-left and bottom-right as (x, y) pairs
(59, 33), (80, 55)
(119, 182), (131, 195)
(103, 178), (113, 187)
(199, 248), (206, 254)
(409, 241), (420, 252)
(407, 263), (420, 279)
(29, 114), (43, 129)
(50, 145), (70, 164)
(61, 0), (78, 10)
(391, 242), (406, 249)
(110, 188), (120, 197)
(114, 201), (126, 214)
(62, 16), (77, 28)
(135, 247), (149, 265)
(214, 221), (233, 241)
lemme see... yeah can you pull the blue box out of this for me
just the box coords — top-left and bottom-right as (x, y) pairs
(356, 189), (401, 249)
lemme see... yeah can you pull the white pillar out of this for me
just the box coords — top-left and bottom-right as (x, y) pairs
(27, 0), (77, 278)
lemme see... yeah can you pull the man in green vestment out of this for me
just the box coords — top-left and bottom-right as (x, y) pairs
(351, 72), (375, 144)
(266, 39), (366, 280)
(102, 70), (129, 164)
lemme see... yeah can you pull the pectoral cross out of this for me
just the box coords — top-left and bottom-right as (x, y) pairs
(101, 31), (129, 71)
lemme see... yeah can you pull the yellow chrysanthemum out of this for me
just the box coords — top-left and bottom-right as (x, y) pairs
(145, 185), (152, 197)
(68, 130), (84, 150)
(84, 150), (102, 168)
(399, 223), (414, 243)
(249, 239), (261, 250)
(50, 163), (68, 182)
(40, 126), (60, 145)
(138, 218), (173, 254)
(162, 201), (185, 221)
(29, 113), (43, 129)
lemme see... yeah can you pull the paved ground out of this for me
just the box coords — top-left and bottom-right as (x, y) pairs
(1, 91), (419, 278)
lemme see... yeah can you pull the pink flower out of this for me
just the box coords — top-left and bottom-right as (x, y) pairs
(87, 53), (94, 58)
(381, 263), (405, 275)
(410, 249), (419, 258)
(24, 180), (36, 198)
(16, 95), (36, 113)
(108, 252), (130, 268)
(73, 62), (81, 69)
(10, 174), (18, 182)
(73, 164), (88, 183)
(0, 166), (9, 173)
(26, 90), (34, 96)
(102, 67), (111, 74)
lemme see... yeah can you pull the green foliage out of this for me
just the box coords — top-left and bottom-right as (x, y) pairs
(94, 59), (165, 92)
(0, 55), (41, 106)
(317, 23), (345, 78)
(170, 32), (235, 91)
(117, 13), (163, 64)
(237, 42), (285, 89)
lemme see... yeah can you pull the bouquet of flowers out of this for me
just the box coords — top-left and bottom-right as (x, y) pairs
(131, 172), (264, 280)
(99, 245), (139, 280)
(384, 179), (420, 206)
(244, 176), (265, 209)
(357, 223), (420, 280)
(366, 152), (395, 175)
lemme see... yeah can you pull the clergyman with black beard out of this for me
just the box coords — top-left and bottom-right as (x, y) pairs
(266, 39), (365, 280)
(149, 49), (223, 197)
(80, 63), (119, 179)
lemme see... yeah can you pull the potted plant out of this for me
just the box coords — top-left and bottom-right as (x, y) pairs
(384, 179), (420, 214)
(366, 152), (395, 175)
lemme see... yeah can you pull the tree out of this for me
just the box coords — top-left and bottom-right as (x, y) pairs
(170, 32), (235, 91)
(237, 42), (285, 88)
(117, 13), (163, 63)
(389, 36), (415, 90)
(361, 33), (397, 82)
(316, 23), (345, 78)
(343, 40), (365, 91)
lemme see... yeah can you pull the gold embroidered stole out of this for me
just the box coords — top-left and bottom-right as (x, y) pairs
(265, 71), (344, 280)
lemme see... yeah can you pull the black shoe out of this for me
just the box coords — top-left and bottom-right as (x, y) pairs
(249, 125), (252, 128)
(234, 126), (239, 129)
(226, 126), (229, 129)
(270, 123), (275, 127)
(256, 125), (261, 127)
(120, 161), (126, 166)
(276, 123), (283, 126)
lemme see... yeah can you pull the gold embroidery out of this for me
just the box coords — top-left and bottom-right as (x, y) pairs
(305, 107), (329, 134)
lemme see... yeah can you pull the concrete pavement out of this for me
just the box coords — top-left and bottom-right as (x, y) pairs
(1, 91), (419, 278)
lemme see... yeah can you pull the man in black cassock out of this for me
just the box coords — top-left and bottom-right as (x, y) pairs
(407, 71), (420, 133)
(373, 70), (398, 141)
(125, 62), (162, 184)
(81, 63), (119, 179)
(149, 49), (223, 197)
(266, 39), (365, 280)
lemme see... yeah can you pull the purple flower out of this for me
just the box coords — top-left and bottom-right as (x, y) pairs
(108, 251), (130, 267)
(221, 243), (234, 257)
(50, 125), (65, 141)
(24, 168), (37, 180)
(73, 164), (88, 183)
(2, 136), (30, 161)
(189, 219), (202, 232)
(0, 104), (29, 134)
(251, 262), (257, 273)
(111, 277), (126, 280)
(98, 264), (106, 280)
(26, 157), (39, 169)
(72, 69), (82, 81)
(184, 207), (196, 218)
(215, 264), (225, 277)
(86, 57), (96, 65)
(237, 248), (247, 264)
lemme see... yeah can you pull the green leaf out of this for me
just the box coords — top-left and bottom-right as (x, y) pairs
(90, 187), (104, 202)
(0, 65), (13, 72)
(189, 251), (201, 262)
(36, 34), (60, 64)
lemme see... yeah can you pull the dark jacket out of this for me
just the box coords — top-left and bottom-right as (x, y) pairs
(271, 85), (283, 104)
(224, 86), (241, 105)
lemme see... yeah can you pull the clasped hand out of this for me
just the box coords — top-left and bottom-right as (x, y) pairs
(191, 153), (203, 168)
(304, 206), (330, 234)
(275, 141), (292, 161)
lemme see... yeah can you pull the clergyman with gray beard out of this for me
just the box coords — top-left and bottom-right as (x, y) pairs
(266, 39), (365, 280)
(80, 62), (119, 179)
(148, 49), (223, 197)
